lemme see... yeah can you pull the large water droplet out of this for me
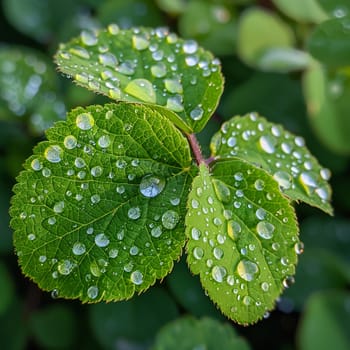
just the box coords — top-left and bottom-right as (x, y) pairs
(190, 106), (204, 121)
(254, 179), (265, 191)
(164, 78), (183, 94)
(87, 286), (98, 299)
(76, 112), (94, 130)
(320, 168), (331, 181)
(283, 276), (295, 288)
(259, 135), (276, 154)
(227, 220), (241, 241)
(31, 158), (43, 171)
(130, 270), (144, 285)
(256, 221), (275, 239)
(81, 30), (97, 46)
(294, 242), (304, 255)
(213, 179), (231, 203)
(151, 225), (162, 238)
(162, 210), (179, 229)
(64, 135), (77, 150)
(95, 233), (110, 247)
(236, 259), (259, 282)
(125, 79), (156, 103)
(72, 242), (86, 255)
(45, 145), (62, 163)
(57, 260), (74, 275)
(273, 171), (292, 190)
(183, 40), (198, 54)
(151, 62), (167, 78)
(166, 95), (184, 112)
(191, 227), (201, 240)
(98, 135), (110, 148)
(91, 166), (103, 177)
(128, 207), (141, 220)
(98, 52), (118, 67)
(139, 174), (165, 198)
(132, 34), (150, 50)
(255, 208), (266, 220)
(213, 247), (224, 260)
(53, 201), (65, 213)
(299, 172), (318, 193)
(211, 265), (227, 283)
(193, 247), (204, 260)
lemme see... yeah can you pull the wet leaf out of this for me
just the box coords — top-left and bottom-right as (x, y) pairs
(10, 103), (195, 302)
(186, 163), (299, 324)
(55, 26), (224, 133)
(152, 316), (251, 350)
(307, 17), (350, 68)
(317, 0), (350, 19)
(211, 113), (333, 214)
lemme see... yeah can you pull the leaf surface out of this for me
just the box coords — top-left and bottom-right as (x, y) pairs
(211, 114), (333, 214)
(55, 26), (224, 133)
(10, 102), (195, 302)
(186, 162), (299, 324)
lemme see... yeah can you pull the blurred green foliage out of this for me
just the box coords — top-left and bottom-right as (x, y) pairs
(1, 0), (349, 349)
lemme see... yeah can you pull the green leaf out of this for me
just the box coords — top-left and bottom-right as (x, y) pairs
(317, 0), (350, 19)
(186, 163), (299, 325)
(298, 291), (350, 350)
(55, 26), (224, 133)
(89, 287), (179, 348)
(272, 0), (328, 23)
(10, 102), (195, 302)
(237, 7), (308, 72)
(303, 63), (350, 154)
(0, 46), (65, 134)
(307, 17), (350, 68)
(30, 304), (77, 349)
(210, 113), (333, 214)
(152, 316), (251, 350)
(178, 1), (237, 56)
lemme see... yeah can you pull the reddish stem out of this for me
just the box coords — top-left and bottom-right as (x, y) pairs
(187, 133), (205, 166)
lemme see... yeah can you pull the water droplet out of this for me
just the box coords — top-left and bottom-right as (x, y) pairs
(166, 95), (184, 112)
(234, 172), (243, 181)
(259, 135), (276, 154)
(72, 242), (86, 255)
(139, 174), (165, 198)
(76, 112), (94, 130)
(69, 46), (90, 59)
(227, 136), (237, 147)
(191, 227), (201, 240)
(273, 171), (292, 190)
(125, 79), (156, 103)
(255, 208), (266, 220)
(90, 194), (101, 204)
(87, 286), (98, 299)
(124, 262), (134, 272)
(48, 217), (56, 225)
(162, 210), (179, 229)
(191, 199), (199, 209)
(109, 248), (119, 258)
(236, 259), (259, 282)
(118, 61), (135, 75)
(213, 247), (224, 260)
(320, 168), (331, 181)
(132, 34), (150, 50)
(227, 220), (241, 241)
(211, 265), (227, 283)
(164, 78), (183, 94)
(95, 233), (110, 247)
(294, 136), (305, 147)
(243, 295), (252, 306)
(64, 135), (77, 149)
(81, 30), (97, 46)
(108, 23), (119, 35)
(190, 106), (204, 121)
(256, 221), (275, 239)
(98, 52), (118, 68)
(53, 201), (65, 213)
(39, 255), (47, 263)
(51, 289), (59, 299)
(254, 179), (265, 191)
(261, 282), (269, 292)
(91, 166), (103, 177)
(213, 217), (222, 226)
(213, 179), (231, 203)
(151, 62), (167, 78)
(183, 40), (198, 54)
(31, 158), (43, 171)
(130, 270), (144, 285)
(151, 225), (162, 238)
(185, 55), (199, 66)
(299, 172), (318, 192)
(170, 197), (180, 206)
(294, 242), (304, 254)
(193, 247), (204, 260)
(44, 145), (62, 163)
(98, 135), (110, 148)
(128, 207), (141, 220)
(283, 276), (295, 288)
(57, 260), (74, 275)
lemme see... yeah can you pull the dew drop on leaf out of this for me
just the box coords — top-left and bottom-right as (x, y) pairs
(31, 158), (43, 171)
(132, 34), (150, 50)
(57, 260), (74, 275)
(53, 201), (65, 213)
(161, 210), (179, 229)
(128, 207), (141, 220)
(139, 174), (166, 198)
(151, 225), (162, 238)
(259, 135), (276, 154)
(211, 265), (227, 283)
(164, 78), (183, 94)
(190, 106), (204, 121)
(273, 171), (292, 190)
(193, 247), (204, 260)
(44, 145), (62, 163)
(76, 112), (95, 130)
(227, 220), (241, 241)
(212, 179), (231, 203)
(130, 270), (143, 285)
(94, 233), (110, 247)
(98, 135), (110, 148)
(87, 286), (99, 299)
(125, 79), (156, 103)
(72, 242), (86, 255)
(236, 259), (259, 282)
(256, 221), (275, 239)
(64, 135), (77, 149)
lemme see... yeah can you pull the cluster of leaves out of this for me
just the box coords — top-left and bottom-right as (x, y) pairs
(1, 0), (350, 349)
